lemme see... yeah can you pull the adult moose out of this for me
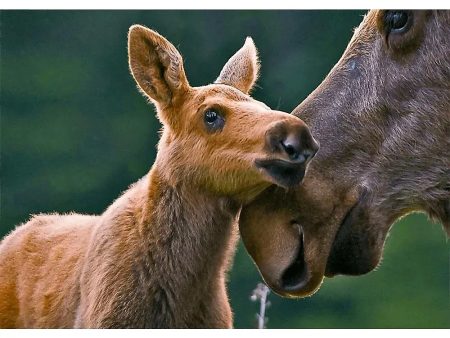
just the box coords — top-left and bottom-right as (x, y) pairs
(239, 10), (449, 298)
(0, 25), (318, 328)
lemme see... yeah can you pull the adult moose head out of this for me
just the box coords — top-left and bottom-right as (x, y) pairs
(239, 10), (450, 297)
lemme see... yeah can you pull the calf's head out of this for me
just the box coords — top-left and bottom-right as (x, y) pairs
(128, 25), (318, 202)
(239, 10), (450, 297)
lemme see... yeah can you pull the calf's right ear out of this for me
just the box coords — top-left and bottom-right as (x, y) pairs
(215, 37), (260, 94)
(128, 25), (190, 108)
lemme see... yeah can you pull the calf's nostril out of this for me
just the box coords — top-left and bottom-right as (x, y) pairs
(266, 122), (318, 163)
(280, 137), (318, 163)
(280, 140), (301, 161)
(302, 149), (314, 162)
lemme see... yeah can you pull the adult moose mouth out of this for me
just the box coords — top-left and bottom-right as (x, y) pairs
(251, 221), (314, 298)
(259, 187), (370, 298)
(255, 159), (307, 189)
(325, 188), (383, 277)
(279, 223), (308, 291)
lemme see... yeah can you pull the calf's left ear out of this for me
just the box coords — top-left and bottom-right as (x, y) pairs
(215, 37), (260, 94)
(128, 25), (190, 108)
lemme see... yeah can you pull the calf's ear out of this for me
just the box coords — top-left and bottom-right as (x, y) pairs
(128, 25), (190, 108)
(216, 37), (260, 94)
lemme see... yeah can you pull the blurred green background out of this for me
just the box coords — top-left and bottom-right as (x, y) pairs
(1, 10), (449, 328)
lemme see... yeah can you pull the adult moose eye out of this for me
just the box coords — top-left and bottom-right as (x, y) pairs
(204, 109), (225, 132)
(384, 11), (411, 33)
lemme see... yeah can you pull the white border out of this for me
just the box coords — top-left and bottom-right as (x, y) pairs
(1, 0), (450, 10)
(1, 2), (448, 335)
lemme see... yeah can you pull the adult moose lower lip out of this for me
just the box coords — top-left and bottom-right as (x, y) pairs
(324, 203), (357, 277)
(280, 224), (309, 292)
(325, 189), (370, 277)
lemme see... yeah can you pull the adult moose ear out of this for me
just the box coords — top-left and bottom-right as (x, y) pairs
(216, 37), (260, 94)
(128, 25), (190, 108)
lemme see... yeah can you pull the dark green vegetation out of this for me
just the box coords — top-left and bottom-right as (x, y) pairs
(1, 10), (449, 328)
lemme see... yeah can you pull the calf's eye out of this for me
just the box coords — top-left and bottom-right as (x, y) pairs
(204, 109), (225, 132)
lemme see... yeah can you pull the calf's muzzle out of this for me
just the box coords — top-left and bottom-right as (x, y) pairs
(256, 119), (319, 189)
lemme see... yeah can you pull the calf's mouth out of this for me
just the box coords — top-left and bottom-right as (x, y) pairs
(255, 159), (307, 189)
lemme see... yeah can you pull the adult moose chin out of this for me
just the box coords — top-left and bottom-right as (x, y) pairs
(239, 10), (450, 298)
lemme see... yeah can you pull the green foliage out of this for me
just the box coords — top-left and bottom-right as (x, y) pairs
(1, 10), (448, 328)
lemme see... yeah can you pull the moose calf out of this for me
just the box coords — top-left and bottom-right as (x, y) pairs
(0, 25), (318, 328)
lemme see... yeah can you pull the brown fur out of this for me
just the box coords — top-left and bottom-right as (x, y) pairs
(239, 10), (450, 298)
(0, 25), (316, 328)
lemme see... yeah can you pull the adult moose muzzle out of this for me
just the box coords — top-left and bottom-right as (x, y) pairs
(239, 10), (450, 298)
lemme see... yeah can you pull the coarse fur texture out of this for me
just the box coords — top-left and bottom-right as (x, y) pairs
(0, 25), (317, 328)
(239, 10), (450, 297)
